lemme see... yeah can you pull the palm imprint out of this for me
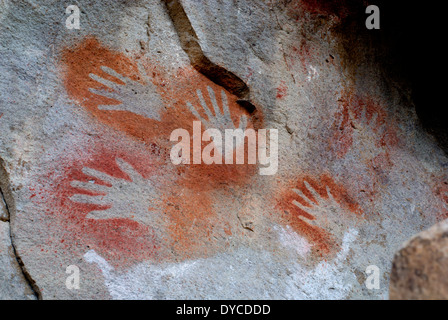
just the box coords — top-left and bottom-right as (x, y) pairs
(70, 158), (160, 225)
(187, 86), (247, 132)
(89, 62), (164, 120)
(187, 86), (248, 155)
(349, 107), (387, 161)
(292, 181), (347, 237)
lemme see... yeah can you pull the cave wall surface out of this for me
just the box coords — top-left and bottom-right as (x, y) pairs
(0, 0), (447, 299)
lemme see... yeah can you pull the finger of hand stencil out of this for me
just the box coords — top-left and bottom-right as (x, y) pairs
(86, 210), (116, 220)
(336, 110), (345, 129)
(70, 180), (109, 194)
(137, 60), (151, 83)
(197, 89), (214, 121)
(304, 216), (319, 227)
(326, 186), (336, 203)
(100, 66), (130, 85)
(207, 86), (222, 117)
(89, 73), (121, 90)
(346, 106), (356, 122)
(70, 194), (108, 206)
(370, 112), (378, 128)
(360, 107), (367, 123)
(303, 181), (323, 205)
(82, 167), (117, 185)
(238, 115), (247, 131)
(220, 90), (232, 121)
(89, 88), (122, 102)
(292, 188), (314, 207)
(116, 158), (143, 182)
(187, 102), (206, 123)
(97, 104), (124, 112)
(292, 200), (314, 218)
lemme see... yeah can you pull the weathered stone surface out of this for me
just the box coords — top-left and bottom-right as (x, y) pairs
(0, 192), (7, 221)
(390, 219), (448, 300)
(0, 0), (447, 299)
(0, 221), (35, 299)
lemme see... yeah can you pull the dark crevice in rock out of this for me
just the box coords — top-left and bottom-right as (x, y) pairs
(0, 159), (42, 300)
(8, 240), (42, 300)
(0, 158), (11, 223)
(369, 1), (447, 154)
(236, 212), (255, 232)
(321, 0), (448, 154)
(1, 189), (8, 222)
(162, 0), (257, 114)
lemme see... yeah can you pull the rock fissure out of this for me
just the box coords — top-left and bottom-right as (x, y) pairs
(162, 0), (256, 114)
(0, 170), (41, 299)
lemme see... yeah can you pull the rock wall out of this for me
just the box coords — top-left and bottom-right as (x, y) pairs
(390, 220), (448, 300)
(1, 0), (447, 299)
(0, 221), (35, 299)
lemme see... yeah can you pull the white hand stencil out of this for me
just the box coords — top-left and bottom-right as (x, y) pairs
(89, 62), (164, 120)
(70, 158), (159, 225)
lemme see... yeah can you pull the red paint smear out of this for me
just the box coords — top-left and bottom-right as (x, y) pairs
(32, 139), (166, 269)
(51, 37), (267, 266)
(295, 40), (314, 71)
(284, 40), (316, 80)
(160, 187), (225, 261)
(275, 173), (362, 256)
(431, 176), (448, 221)
(300, 0), (355, 18)
(330, 89), (399, 160)
(286, 0), (363, 21)
(276, 80), (288, 99)
(60, 37), (262, 189)
(33, 135), (242, 266)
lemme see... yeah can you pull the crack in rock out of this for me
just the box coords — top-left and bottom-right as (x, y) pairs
(162, 0), (256, 114)
(0, 160), (41, 299)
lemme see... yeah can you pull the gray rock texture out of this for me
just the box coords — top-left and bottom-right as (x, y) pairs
(0, 221), (35, 299)
(390, 219), (448, 300)
(0, 0), (447, 299)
